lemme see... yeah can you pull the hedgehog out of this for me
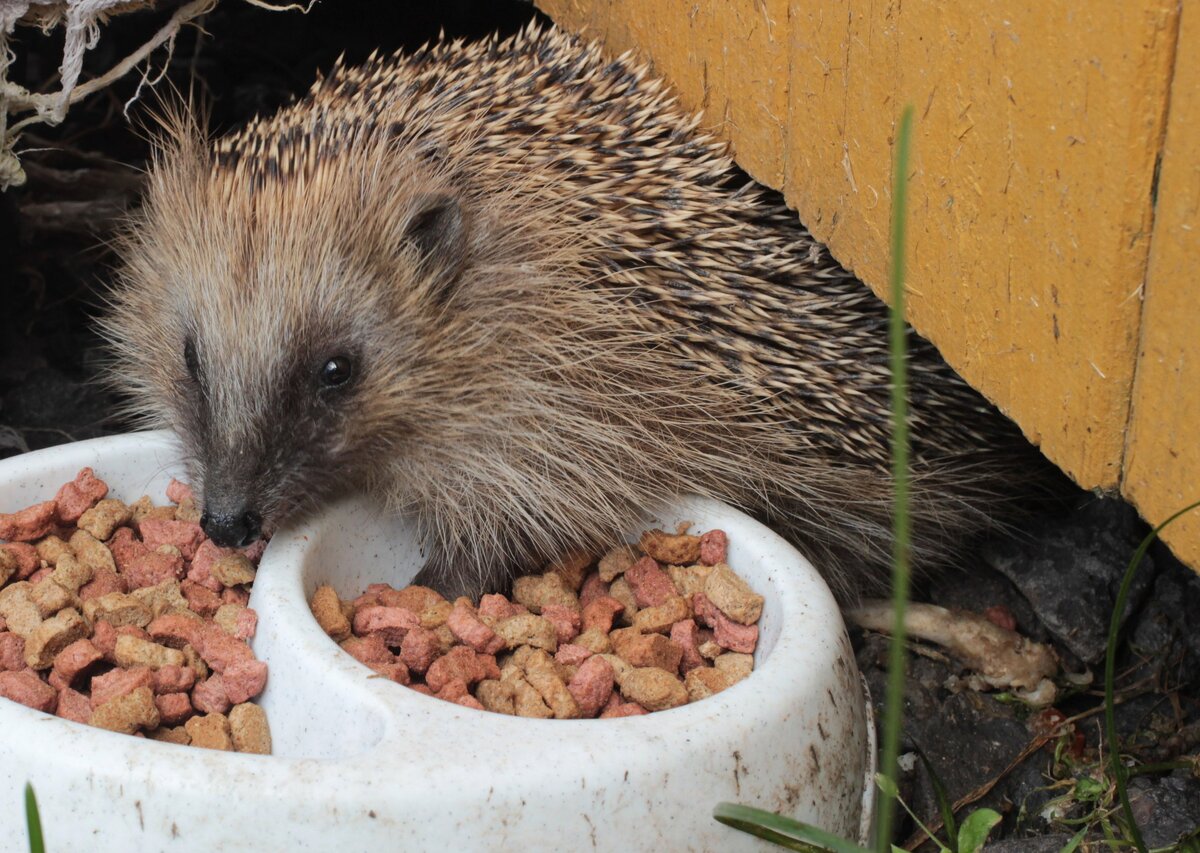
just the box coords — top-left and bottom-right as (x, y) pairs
(102, 23), (1062, 601)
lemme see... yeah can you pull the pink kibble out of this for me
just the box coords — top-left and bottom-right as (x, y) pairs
(139, 518), (205, 560)
(398, 627), (441, 674)
(582, 596), (625, 633)
(222, 659), (268, 703)
(477, 594), (526, 621)
(152, 664), (196, 694)
(370, 660), (411, 685)
(408, 684), (433, 696)
(27, 566), (52, 585)
(353, 606), (419, 647)
(454, 694), (485, 711)
(232, 608), (258, 641)
(51, 639), (103, 686)
(124, 551), (185, 590)
(434, 677), (470, 702)
(984, 605), (1017, 632)
(426, 646), (497, 692)
(54, 468), (109, 524)
(447, 599), (505, 654)
(693, 593), (758, 653)
(90, 621), (117, 660)
(341, 634), (393, 667)
(579, 573), (609, 607)
(0, 632), (26, 671)
(106, 528), (148, 574)
(79, 568), (126, 600)
(191, 674), (231, 714)
(241, 539), (266, 564)
(154, 691), (193, 726)
(147, 613), (200, 649)
(598, 696), (649, 718)
(193, 624), (254, 673)
(567, 655), (615, 717)
(625, 556), (677, 607)
(56, 687), (91, 723)
(2, 543), (40, 579)
(90, 666), (153, 708)
(540, 604), (581, 645)
(165, 479), (195, 504)
(0, 670), (56, 713)
(698, 529), (728, 566)
(670, 620), (705, 673)
(0, 501), (58, 542)
(187, 540), (227, 592)
(221, 586), (250, 606)
(181, 580), (221, 616)
(554, 643), (594, 667)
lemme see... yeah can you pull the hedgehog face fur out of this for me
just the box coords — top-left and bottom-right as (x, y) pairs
(104, 25), (1059, 599)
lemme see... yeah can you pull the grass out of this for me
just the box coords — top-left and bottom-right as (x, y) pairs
(26, 783), (44, 853)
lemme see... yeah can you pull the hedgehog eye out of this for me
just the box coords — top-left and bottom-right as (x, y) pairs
(319, 355), (354, 389)
(183, 338), (200, 381)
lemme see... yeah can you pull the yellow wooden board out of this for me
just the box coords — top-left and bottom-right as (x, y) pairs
(1124, 4), (1200, 565)
(537, 0), (1199, 571)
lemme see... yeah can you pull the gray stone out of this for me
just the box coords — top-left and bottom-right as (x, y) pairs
(981, 498), (1156, 664)
(1128, 774), (1200, 848)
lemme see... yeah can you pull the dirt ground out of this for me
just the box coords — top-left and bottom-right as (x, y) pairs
(2, 1), (1197, 848)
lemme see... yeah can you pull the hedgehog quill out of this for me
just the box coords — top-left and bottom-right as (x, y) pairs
(103, 25), (1061, 601)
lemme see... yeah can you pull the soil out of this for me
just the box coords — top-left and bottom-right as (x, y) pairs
(2, 1), (1197, 848)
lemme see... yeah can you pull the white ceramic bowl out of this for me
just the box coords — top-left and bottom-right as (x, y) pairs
(0, 431), (874, 851)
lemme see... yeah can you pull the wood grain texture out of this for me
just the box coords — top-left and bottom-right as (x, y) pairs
(536, 0), (1197, 569)
(1124, 4), (1200, 566)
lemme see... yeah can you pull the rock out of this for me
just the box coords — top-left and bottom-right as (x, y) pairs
(1127, 774), (1200, 849)
(981, 498), (1156, 664)
(984, 835), (1074, 853)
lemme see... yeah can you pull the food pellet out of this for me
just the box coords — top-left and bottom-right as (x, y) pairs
(320, 524), (762, 718)
(0, 469), (272, 752)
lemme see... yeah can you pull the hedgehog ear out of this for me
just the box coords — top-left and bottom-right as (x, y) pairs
(404, 193), (468, 295)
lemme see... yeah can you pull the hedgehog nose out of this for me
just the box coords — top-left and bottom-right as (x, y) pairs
(200, 507), (262, 548)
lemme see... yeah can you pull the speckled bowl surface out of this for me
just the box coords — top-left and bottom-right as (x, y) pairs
(0, 431), (874, 851)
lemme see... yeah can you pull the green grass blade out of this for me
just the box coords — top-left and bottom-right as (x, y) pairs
(874, 102), (915, 853)
(914, 748), (958, 850)
(25, 783), (44, 853)
(1105, 498), (1200, 853)
(714, 803), (873, 853)
(1058, 825), (1088, 853)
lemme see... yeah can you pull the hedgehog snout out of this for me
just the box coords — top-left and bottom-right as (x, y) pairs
(200, 504), (263, 549)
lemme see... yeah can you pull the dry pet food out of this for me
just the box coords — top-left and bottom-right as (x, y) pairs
(0, 469), (271, 753)
(312, 524), (763, 718)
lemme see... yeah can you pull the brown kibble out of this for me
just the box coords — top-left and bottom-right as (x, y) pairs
(131, 581), (190, 619)
(572, 627), (613, 655)
(666, 564), (712, 598)
(50, 554), (93, 594)
(511, 572), (579, 614)
(420, 599), (454, 630)
(475, 679), (516, 715)
(211, 553), (257, 587)
(68, 530), (117, 575)
(310, 585), (351, 641)
(35, 536), (73, 567)
(639, 529), (701, 566)
(545, 549), (592, 592)
(608, 577), (639, 623)
(76, 498), (132, 541)
(0, 549), (16, 587)
(146, 726), (191, 745)
(703, 563), (764, 625)
(185, 712), (233, 750)
(0, 583), (42, 638)
(610, 628), (683, 673)
(693, 593), (759, 653)
(25, 607), (89, 669)
(30, 578), (78, 618)
(229, 702), (272, 754)
(494, 613), (558, 652)
(684, 666), (738, 702)
(114, 634), (187, 670)
(511, 675), (553, 719)
(523, 649), (579, 719)
(175, 497), (203, 524)
(597, 544), (637, 582)
(90, 685), (160, 734)
(631, 595), (691, 634)
(619, 667), (688, 711)
(714, 652), (754, 682)
(2, 543), (40, 580)
(83, 592), (152, 628)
